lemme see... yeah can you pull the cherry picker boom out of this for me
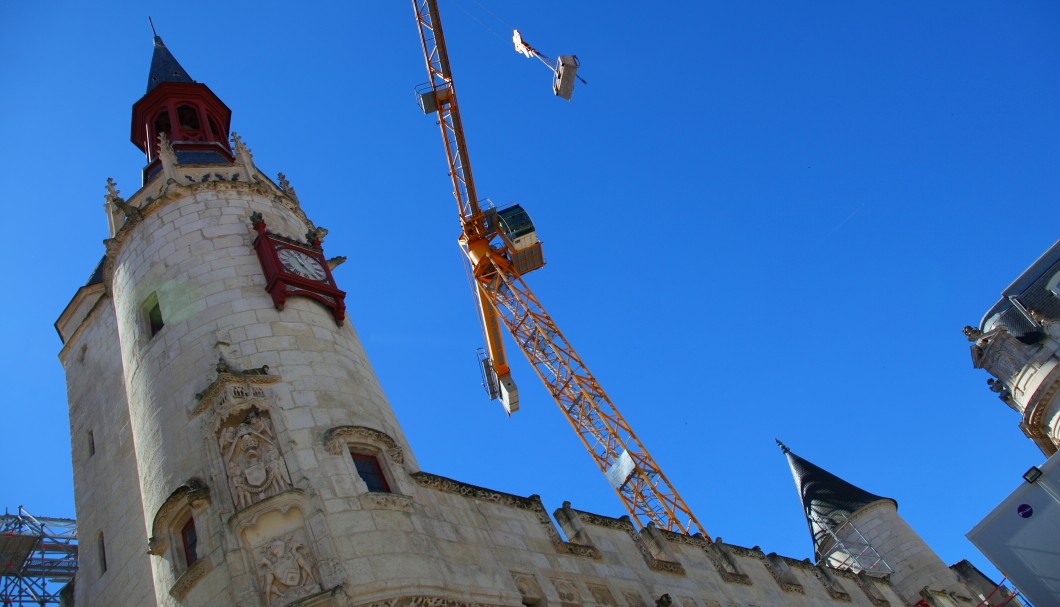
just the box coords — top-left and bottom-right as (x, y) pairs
(411, 0), (710, 538)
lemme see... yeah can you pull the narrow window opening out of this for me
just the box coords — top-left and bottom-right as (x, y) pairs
(154, 110), (171, 138)
(207, 114), (223, 141)
(88, 430), (95, 456)
(144, 293), (164, 337)
(351, 452), (391, 493)
(180, 517), (198, 567)
(97, 532), (107, 575)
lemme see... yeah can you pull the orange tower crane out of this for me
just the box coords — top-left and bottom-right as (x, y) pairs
(411, 0), (710, 538)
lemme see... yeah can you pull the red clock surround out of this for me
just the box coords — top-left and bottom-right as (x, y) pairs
(250, 213), (346, 325)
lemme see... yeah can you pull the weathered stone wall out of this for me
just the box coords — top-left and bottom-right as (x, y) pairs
(59, 296), (155, 606)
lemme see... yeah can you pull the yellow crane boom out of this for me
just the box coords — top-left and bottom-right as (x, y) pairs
(411, 0), (710, 538)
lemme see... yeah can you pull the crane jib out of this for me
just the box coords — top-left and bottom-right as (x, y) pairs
(411, 0), (710, 539)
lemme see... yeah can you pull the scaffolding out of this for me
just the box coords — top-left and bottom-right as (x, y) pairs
(1, 507), (77, 606)
(812, 511), (894, 576)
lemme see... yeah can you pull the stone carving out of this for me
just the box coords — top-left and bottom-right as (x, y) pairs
(324, 426), (405, 464)
(307, 226), (328, 246)
(194, 356), (278, 416)
(588, 584), (615, 606)
(148, 478), (210, 555)
(962, 326), (982, 341)
(655, 595), (672, 607)
(222, 410), (292, 510)
(170, 558), (210, 600)
(551, 579), (580, 605)
(157, 131), (179, 185)
(512, 572), (543, 603)
(258, 535), (319, 606)
(232, 132), (258, 183)
(360, 597), (506, 607)
(105, 177), (143, 221)
(277, 172), (300, 206)
(624, 592), (646, 607)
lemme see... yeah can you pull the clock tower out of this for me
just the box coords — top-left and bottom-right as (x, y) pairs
(57, 34), (415, 607)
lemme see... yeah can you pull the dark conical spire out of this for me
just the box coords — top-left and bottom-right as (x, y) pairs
(778, 441), (896, 558)
(780, 441), (895, 522)
(146, 25), (194, 92)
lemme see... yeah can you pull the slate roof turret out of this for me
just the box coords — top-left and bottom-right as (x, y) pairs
(777, 440), (896, 558)
(146, 34), (194, 92)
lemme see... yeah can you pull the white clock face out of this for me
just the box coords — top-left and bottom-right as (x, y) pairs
(277, 248), (327, 281)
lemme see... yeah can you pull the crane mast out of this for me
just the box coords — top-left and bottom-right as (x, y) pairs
(411, 0), (710, 539)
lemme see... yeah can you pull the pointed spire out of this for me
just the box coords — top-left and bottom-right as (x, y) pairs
(781, 442), (894, 522)
(779, 441), (896, 558)
(146, 21), (194, 92)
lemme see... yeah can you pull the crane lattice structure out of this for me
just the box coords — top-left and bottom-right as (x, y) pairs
(411, 0), (710, 538)
(0, 507), (77, 606)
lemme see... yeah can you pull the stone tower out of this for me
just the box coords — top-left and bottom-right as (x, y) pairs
(967, 239), (1060, 456)
(780, 442), (972, 605)
(56, 35), (1017, 607)
(57, 35), (418, 606)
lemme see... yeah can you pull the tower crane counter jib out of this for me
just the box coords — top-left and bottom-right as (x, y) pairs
(411, 0), (710, 539)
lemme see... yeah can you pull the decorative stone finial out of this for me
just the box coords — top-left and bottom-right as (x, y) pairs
(327, 256), (347, 270)
(232, 132), (258, 182)
(105, 177), (121, 202)
(105, 177), (142, 220)
(156, 131), (179, 185)
(277, 173), (300, 206)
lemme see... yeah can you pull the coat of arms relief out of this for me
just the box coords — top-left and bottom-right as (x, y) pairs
(219, 409), (293, 510)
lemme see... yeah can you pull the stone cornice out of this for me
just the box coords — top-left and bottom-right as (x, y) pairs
(356, 596), (508, 607)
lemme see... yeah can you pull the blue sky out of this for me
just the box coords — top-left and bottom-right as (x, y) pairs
(3, 0), (1059, 588)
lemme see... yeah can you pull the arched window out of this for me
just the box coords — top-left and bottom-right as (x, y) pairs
(177, 105), (203, 140)
(208, 114), (224, 141)
(154, 110), (171, 137)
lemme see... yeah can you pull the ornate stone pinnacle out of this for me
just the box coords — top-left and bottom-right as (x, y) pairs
(775, 439), (790, 454)
(105, 177), (121, 202)
(277, 172), (300, 206)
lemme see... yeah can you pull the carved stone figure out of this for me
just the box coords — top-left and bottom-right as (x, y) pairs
(258, 537), (318, 606)
(220, 410), (292, 509)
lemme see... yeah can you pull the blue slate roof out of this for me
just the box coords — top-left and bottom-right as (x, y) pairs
(146, 35), (194, 92)
(779, 441), (895, 531)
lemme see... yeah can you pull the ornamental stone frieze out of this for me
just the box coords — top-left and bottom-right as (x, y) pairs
(194, 356), (278, 417)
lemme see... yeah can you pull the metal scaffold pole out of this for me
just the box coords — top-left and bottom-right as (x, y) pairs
(0, 507), (77, 606)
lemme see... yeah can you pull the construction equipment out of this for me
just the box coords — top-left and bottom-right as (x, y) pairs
(411, 0), (709, 538)
(0, 507), (77, 605)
